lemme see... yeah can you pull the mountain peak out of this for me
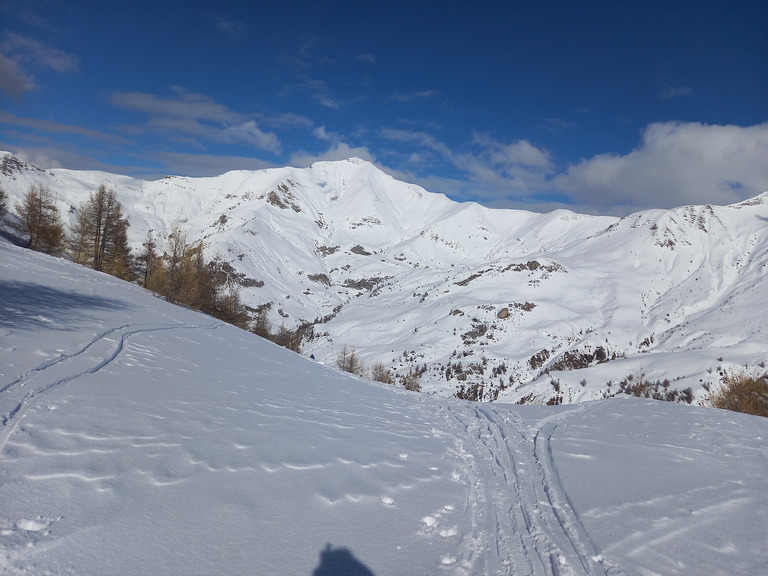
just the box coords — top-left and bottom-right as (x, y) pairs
(308, 156), (373, 170)
(1, 157), (767, 405)
(343, 157), (371, 166)
(1, 151), (44, 177)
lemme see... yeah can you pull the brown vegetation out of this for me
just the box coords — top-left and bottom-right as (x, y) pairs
(370, 361), (394, 384)
(10, 183), (64, 255)
(706, 372), (768, 418)
(336, 345), (364, 376)
(68, 184), (133, 280)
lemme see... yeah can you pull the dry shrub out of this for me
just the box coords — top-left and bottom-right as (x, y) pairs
(706, 372), (768, 418)
(370, 361), (394, 384)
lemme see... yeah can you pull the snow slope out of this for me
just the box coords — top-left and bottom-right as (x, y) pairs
(1, 240), (766, 575)
(2, 152), (767, 404)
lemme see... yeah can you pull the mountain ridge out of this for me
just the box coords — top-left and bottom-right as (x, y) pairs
(2, 151), (766, 403)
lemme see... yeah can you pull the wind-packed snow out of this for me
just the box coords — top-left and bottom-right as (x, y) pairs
(1, 240), (766, 575)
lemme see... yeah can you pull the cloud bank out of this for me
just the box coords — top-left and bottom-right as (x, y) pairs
(554, 122), (768, 211)
(109, 88), (281, 154)
(0, 33), (78, 98)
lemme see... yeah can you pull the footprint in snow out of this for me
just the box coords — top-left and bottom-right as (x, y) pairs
(418, 505), (459, 538)
(0, 516), (61, 549)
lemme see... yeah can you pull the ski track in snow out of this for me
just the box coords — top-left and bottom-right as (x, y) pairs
(439, 400), (617, 576)
(0, 314), (621, 575)
(0, 320), (221, 454)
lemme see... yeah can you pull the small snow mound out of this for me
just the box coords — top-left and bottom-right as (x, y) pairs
(16, 519), (46, 532)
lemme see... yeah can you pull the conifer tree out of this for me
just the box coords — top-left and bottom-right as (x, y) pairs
(336, 345), (363, 375)
(154, 228), (216, 311)
(250, 308), (272, 339)
(370, 361), (395, 384)
(189, 243), (217, 313)
(135, 230), (159, 289)
(400, 371), (422, 392)
(160, 227), (189, 304)
(0, 185), (7, 222)
(214, 280), (249, 329)
(145, 226), (248, 328)
(11, 183), (64, 254)
(273, 323), (303, 353)
(68, 184), (133, 279)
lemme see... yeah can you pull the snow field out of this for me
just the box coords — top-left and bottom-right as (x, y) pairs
(1, 238), (767, 575)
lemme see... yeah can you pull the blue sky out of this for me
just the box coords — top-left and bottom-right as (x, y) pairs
(1, 0), (766, 215)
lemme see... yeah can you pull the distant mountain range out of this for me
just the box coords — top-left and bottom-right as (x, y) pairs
(3, 151), (767, 404)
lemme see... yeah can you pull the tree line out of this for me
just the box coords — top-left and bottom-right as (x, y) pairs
(1, 182), (248, 328)
(2, 182), (415, 392)
(335, 344), (421, 391)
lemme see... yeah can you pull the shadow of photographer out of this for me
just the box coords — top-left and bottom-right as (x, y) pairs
(312, 543), (376, 576)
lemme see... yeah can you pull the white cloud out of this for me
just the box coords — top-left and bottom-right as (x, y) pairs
(13, 148), (63, 169)
(391, 90), (439, 102)
(472, 133), (554, 169)
(378, 122), (768, 213)
(109, 88), (281, 154)
(658, 85), (693, 100)
(380, 128), (453, 159)
(0, 52), (35, 97)
(0, 142), (152, 175)
(259, 112), (313, 130)
(276, 75), (345, 109)
(542, 117), (577, 132)
(312, 126), (333, 141)
(553, 122), (768, 210)
(0, 33), (78, 97)
(2, 33), (79, 73)
(110, 88), (240, 123)
(220, 121), (281, 153)
(380, 128), (555, 200)
(0, 111), (127, 143)
(288, 142), (375, 168)
(153, 152), (274, 177)
(315, 93), (342, 110)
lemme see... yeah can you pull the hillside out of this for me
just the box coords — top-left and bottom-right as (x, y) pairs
(1, 239), (766, 575)
(2, 152), (767, 404)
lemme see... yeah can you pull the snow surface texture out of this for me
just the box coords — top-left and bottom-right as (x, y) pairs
(2, 152), (768, 404)
(1, 240), (766, 575)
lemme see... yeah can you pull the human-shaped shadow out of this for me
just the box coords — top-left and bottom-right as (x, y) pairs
(312, 544), (376, 576)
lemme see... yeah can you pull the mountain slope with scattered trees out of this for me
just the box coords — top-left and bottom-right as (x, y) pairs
(2, 151), (767, 407)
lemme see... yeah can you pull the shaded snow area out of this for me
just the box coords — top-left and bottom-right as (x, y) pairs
(1, 240), (766, 575)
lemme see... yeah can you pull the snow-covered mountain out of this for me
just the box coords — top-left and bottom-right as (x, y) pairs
(2, 151), (767, 404)
(1, 239), (766, 575)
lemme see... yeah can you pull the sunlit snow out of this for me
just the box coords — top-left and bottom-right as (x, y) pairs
(2, 153), (767, 404)
(1, 239), (766, 575)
